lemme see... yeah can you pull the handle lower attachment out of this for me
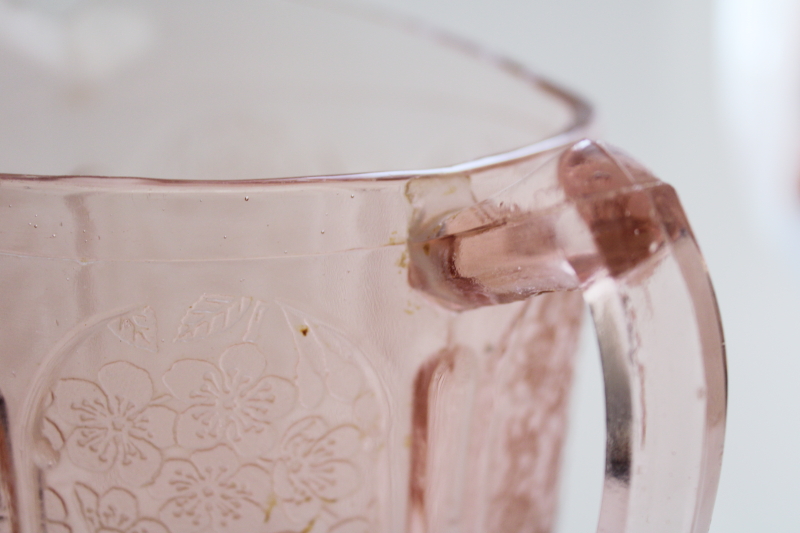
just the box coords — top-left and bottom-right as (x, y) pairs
(408, 139), (727, 533)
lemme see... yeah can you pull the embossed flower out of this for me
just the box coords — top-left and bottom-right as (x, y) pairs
(74, 483), (168, 533)
(150, 445), (271, 533)
(273, 417), (362, 526)
(53, 361), (176, 486)
(163, 343), (296, 456)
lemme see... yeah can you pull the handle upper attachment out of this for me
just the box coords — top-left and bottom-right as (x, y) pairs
(408, 140), (727, 533)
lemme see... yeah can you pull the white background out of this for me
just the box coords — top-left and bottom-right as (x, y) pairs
(359, 0), (800, 531)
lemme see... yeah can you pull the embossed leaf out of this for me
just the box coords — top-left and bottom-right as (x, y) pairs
(108, 306), (158, 352)
(175, 294), (252, 341)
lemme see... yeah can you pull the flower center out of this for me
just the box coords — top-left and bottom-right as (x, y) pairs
(222, 398), (237, 410)
(111, 417), (128, 432)
(203, 486), (215, 498)
(218, 388), (240, 411)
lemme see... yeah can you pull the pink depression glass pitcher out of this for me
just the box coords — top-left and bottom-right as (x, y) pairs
(0, 1), (726, 533)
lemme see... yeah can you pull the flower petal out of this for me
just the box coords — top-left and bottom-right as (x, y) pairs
(43, 488), (68, 521)
(97, 487), (138, 530)
(353, 391), (382, 436)
(160, 497), (210, 533)
(133, 406), (177, 449)
(127, 519), (171, 533)
(46, 522), (71, 533)
(228, 464), (273, 504)
(212, 497), (268, 532)
(97, 361), (153, 413)
(272, 460), (296, 500)
(329, 517), (371, 533)
(175, 404), (224, 450)
(190, 445), (240, 482)
(228, 423), (277, 458)
(219, 343), (266, 388)
(117, 436), (163, 486)
(308, 425), (362, 465)
(163, 360), (220, 404)
(306, 460), (361, 501)
(240, 376), (297, 423)
(66, 426), (116, 473)
(149, 459), (201, 500)
(278, 489), (322, 526)
(74, 483), (101, 530)
(281, 416), (328, 456)
(54, 379), (109, 427)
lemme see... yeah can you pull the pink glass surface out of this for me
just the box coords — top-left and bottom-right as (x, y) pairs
(0, 1), (725, 533)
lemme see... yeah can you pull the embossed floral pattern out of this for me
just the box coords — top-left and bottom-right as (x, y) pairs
(150, 445), (271, 533)
(36, 298), (385, 532)
(273, 417), (362, 526)
(53, 361), (176, 486)
(108, 306), (159, 353)
(43, 488), (72, 533)
(74, 483), (168, 533)
(163, 343), (296, 456)
(328, 517), (371, 533)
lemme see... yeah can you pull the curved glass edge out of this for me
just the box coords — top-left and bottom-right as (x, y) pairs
(0, 0), (592, 188)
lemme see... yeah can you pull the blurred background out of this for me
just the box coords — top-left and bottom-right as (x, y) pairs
(354, 0), (800, 531)
(1, 0), (799, 531)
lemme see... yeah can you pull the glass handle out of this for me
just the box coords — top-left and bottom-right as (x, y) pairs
(564, 141), (727, 533)
(585, 226), (726, 533)
(408, 140), (727, 533)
